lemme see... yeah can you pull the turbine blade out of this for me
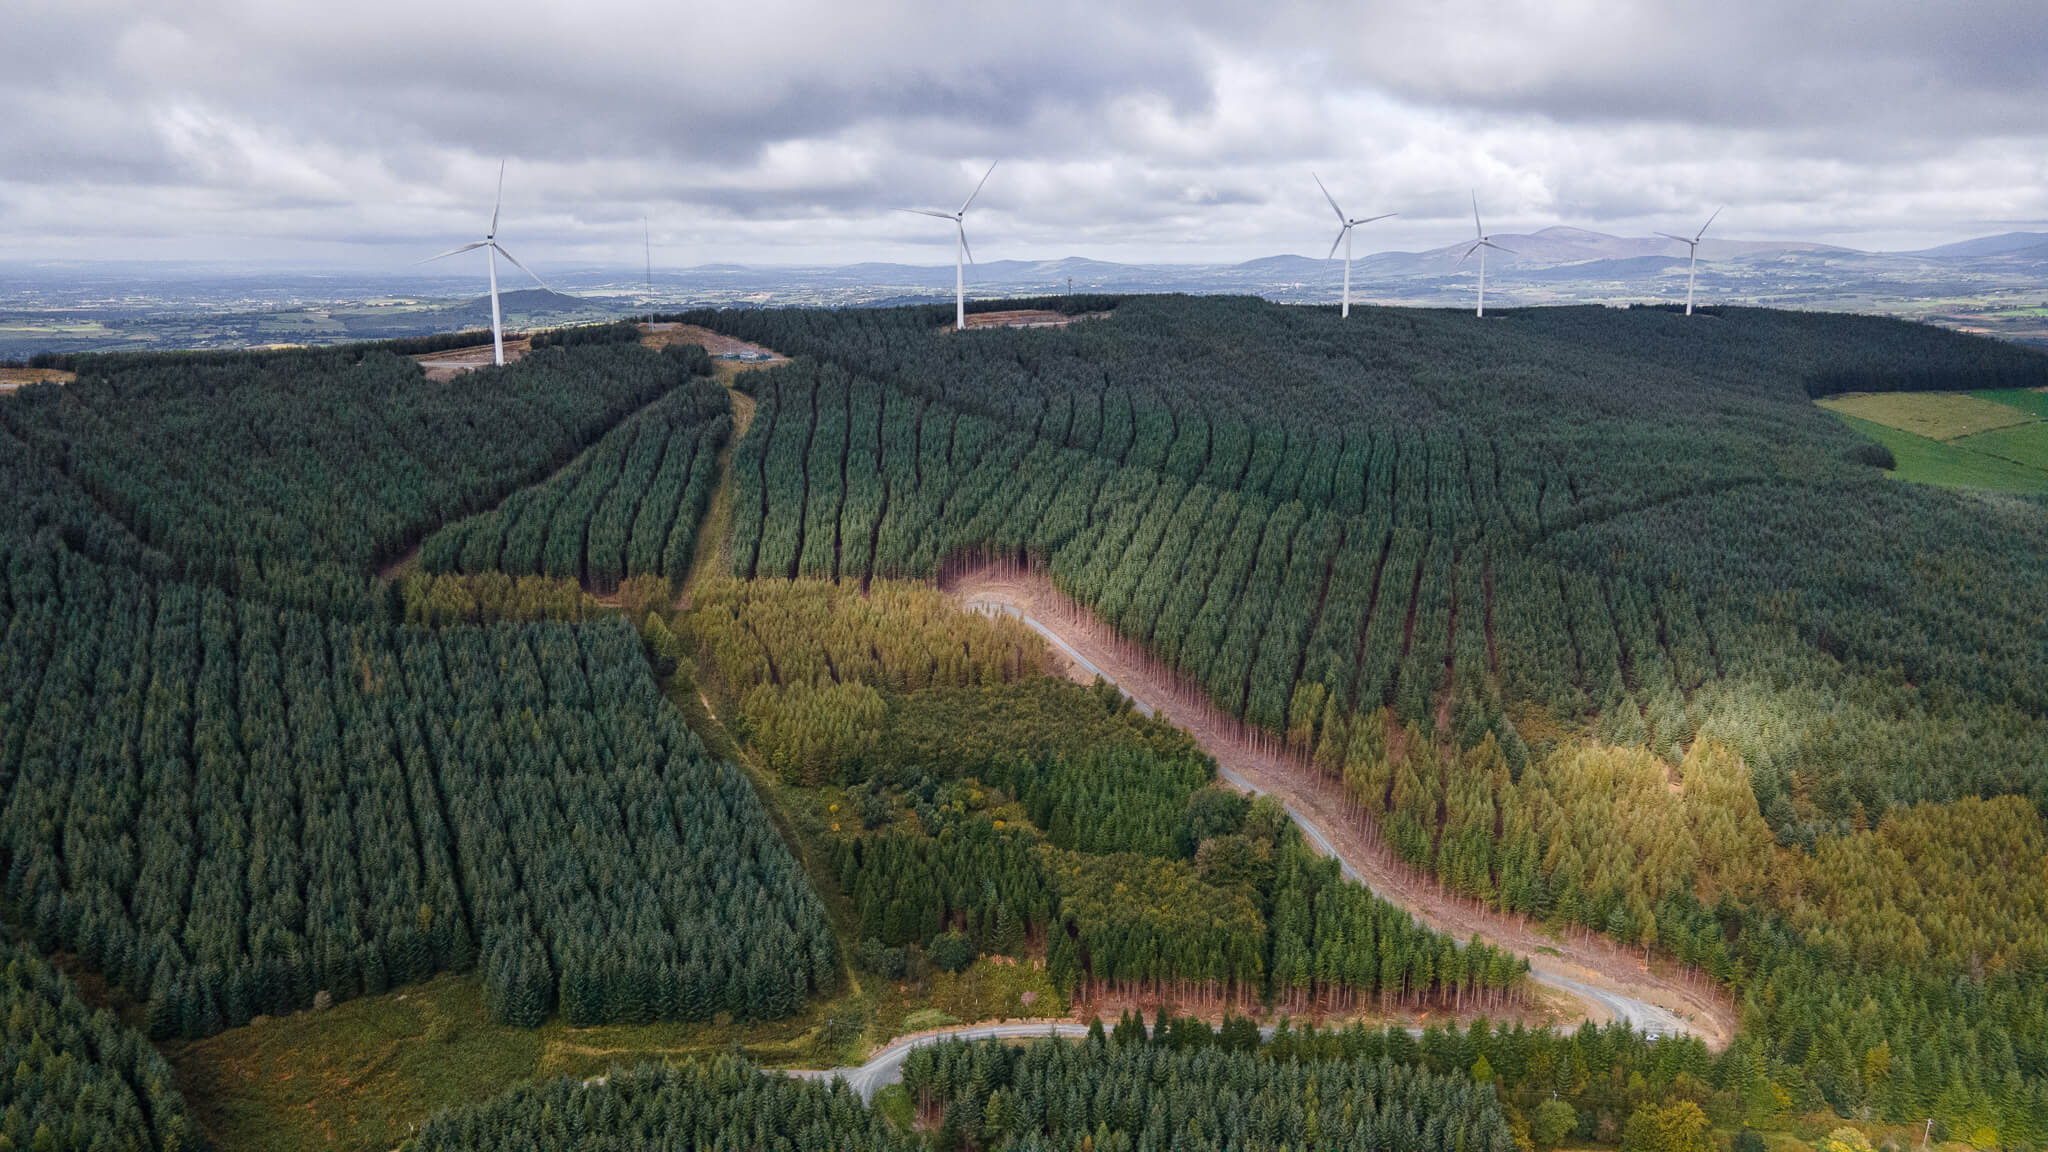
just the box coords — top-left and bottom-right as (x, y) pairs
(417, 240), (489, 263)
(956, 221), (975, 265)
(1483, 240), (1513, 254)
(491, 160), (505, 236)
(1460, 241), (1482, 263)
(1328, 225), (1349, 261)
(896, 207), (959, 220)
(1314, 173), (1346, 224)
(1352, 212), (1397, 226)
(1471, 191), (1482, 238)
(1696, 206), (1722, 242)
(959, 160), (998, 215)
(1654, 232), (1694, 245)
(492, 243), (549, 289)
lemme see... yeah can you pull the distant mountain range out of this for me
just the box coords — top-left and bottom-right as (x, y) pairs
(3, 231), (2044, 358)
(625, 229), (2048, 308)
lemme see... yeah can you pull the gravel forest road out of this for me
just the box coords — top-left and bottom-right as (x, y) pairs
(947, 563), (1735, 1051)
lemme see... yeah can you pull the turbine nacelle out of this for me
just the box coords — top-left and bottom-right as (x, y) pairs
(901, 161), (998, 330)
(417, 160), (547, 367)
(1660, 207), (1723, 316)
(1464, 191), (1510, 317)
(1313, 173), (1393, 318)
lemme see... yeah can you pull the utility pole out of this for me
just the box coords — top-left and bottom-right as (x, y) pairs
(1921, 1119), (1933, 1151)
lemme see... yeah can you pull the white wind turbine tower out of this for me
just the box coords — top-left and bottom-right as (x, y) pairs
(1314, 174), (1395, 317)
(419, 161), (549, 366)
(1657, 207), (1722, 315)
(1462, 192), (1512, 317)
(899, 161), (998, 331)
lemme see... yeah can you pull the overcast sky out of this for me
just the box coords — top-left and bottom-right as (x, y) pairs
(6, 0), (2047, 270)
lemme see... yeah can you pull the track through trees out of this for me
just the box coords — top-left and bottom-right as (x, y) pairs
(691, 298), (2048, 844)
(947, 562), (1736, 1048)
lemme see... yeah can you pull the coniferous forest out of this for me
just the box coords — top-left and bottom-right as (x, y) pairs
(3, 300), (2048, 1150)
(0, 338), (709, 613)
(0, 340), (833, 1050)
(403, 1016), (1738, 1152)
(683, 577), (1530, 1017)
(0, 926), (200, 1152)
(677, 297), (2048, 834)
(658, 296), (2048, 1147)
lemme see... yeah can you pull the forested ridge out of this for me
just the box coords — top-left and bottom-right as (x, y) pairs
(675, 297), (2048, 837)
(3, 304), (2048, 1148)
(664, 297), (2048, 1144)
(0, 340), (710, 614)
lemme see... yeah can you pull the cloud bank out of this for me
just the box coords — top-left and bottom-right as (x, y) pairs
(5, 0), (2045, 267)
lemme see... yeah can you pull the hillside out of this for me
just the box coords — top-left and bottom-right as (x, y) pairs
(2, 302), (2046, 1149)
(670, 296), (2048, 833)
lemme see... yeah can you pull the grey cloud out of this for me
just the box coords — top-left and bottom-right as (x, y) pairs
(1298, 1), (2048, 140)
(2, 0), (2045, 266)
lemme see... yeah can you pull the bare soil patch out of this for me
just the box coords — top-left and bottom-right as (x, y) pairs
(1071, 980), (1572, 1034)
(943, 561), (1737, 1049)
(413, 337), (532, 381)
(641, 323), (787, 363)
(957, 310), (1111, 331)
(376, 544), (421, 583)
(0, 367), (75, 392)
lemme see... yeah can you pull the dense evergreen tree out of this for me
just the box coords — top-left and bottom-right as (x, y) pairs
(0, 536), (832, 1036)
(0, 928), (201, 1152)
(668, 295), (2048, 1138)
(418, 372), (729, 589)
(902, 1033), (1517, 1152)
(407, 1056), (912, 1152)
(682, 297), (2048, 834)
(0, 341), (707, 613)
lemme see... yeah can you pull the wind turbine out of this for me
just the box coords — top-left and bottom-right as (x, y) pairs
(643, 216), (652, 293)
(1656, 208), (1721, 316)
(419, 161), (548, 366)
(1314, 174), (1395, 318)
(1461, 192), (1512, 317)
(899, 161), (997, 331)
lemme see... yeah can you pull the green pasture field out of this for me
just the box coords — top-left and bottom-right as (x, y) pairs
(1830, 412), (2048, 493)
(1817, 391), (2036, 440)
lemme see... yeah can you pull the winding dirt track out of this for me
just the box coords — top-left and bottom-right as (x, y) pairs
(786, 1019), (1326, 1102)
(944, 562), (1736, 1050)
(786, 1022), (1095, 1101)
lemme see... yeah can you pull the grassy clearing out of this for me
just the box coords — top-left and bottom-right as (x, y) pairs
(170, 974), (536, 1152)
(679, 389), (752, 601)
(873, 1083), (917, 1132)
(1817, 391), (2035, 440)
(168, 948), (1057, 1150)
(169, 971), (859, 1152)
(879, 954), (1062, 1036)
(1830, 412), (2048, 493)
